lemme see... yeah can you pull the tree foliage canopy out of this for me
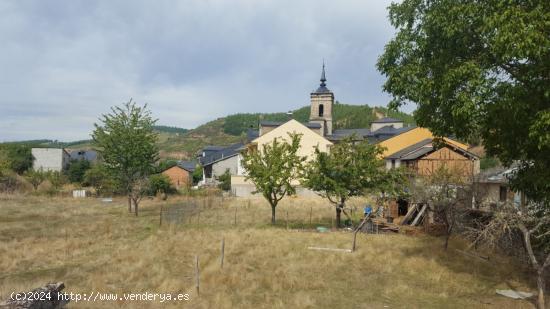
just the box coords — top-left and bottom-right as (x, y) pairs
(304, 137), (385, 205)
(241, 133), (306, 223)
(377, 0), (550, 204)
(304, 137), (389, 226)
(92, 100), (159, 215)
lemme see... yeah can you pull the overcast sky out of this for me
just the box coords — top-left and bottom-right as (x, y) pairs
(0, 0), (405, 142)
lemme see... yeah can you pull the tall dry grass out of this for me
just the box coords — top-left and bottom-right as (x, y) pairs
(0, 194), (537, 308)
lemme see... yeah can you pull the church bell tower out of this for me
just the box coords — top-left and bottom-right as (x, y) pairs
(309, 63), (334, 136)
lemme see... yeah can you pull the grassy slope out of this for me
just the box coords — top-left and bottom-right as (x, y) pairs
(0, 195), (535, 309)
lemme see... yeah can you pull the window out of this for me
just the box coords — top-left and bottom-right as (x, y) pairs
(499, 186), (507, 202)
(391, 159), (396, 169)
(318, 104), (324, 117)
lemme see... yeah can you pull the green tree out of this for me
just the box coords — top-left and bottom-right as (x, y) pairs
(216, 169), (231, 191)
(192, 165), (203, 184)
(156, 159), (177, 173)
(377, 1), (549, 306)
(83, 164), (118, 196)
(241, 133), (305, 224)
(66, 159), (91, 184)
(148, 174), (174, 195)
(92, 100), (159, 216)
(304, 137), (385, 227)
(0, 144), (34, 174)
(24, 169), (47, 191)
(47, 171), (67, 192)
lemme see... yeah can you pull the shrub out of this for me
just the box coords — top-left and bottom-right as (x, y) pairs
(148, 174), (175, 195)
(83, 164), (119, 196)
(216, 169), (231, 191)
(0, 170), (20, 193)
(66, 159), (91, 183)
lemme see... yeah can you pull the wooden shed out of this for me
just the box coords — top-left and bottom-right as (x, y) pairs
(386, 139), (479, 180)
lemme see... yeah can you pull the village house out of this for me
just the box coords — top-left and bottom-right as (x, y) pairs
(198, 143), (244, 186)
(161, 161), (197, 189)
(385, 138), (479, 180)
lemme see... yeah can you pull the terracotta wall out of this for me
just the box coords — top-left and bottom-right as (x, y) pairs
(162, 166), (191, 189)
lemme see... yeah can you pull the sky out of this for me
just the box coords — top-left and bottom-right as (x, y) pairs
(0, 0), (405, 142)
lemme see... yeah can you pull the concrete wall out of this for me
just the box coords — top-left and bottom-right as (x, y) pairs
(32, 148), (69, 172)
(212, 155), (239, 178)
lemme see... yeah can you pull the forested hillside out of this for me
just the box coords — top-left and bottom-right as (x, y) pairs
(3, 104), (414, 160)
(223, 104), (415, 136)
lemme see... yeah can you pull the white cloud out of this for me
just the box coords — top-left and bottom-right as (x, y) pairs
(0, 0), (405, 142)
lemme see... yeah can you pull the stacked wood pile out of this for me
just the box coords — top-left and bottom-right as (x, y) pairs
(0, 282), (69, 309)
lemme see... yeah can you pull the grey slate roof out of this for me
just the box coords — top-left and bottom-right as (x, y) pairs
(247, 129), (259, 142)
(177, 160), (197, 172)
(199, 142), (244, 166)
(387, 138), (478, 161)
(386, 139), (433, 160)
(327, 126), (415, 143)
(372, 117), (404, 123)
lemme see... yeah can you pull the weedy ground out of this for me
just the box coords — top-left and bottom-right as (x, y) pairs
(0, 194), (537, 308)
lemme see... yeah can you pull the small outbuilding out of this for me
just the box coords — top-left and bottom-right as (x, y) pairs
(161, 161), (197, 189)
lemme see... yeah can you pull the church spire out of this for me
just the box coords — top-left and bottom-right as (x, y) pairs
(320, 61), (327, 87)
(314, 61), (331, 94)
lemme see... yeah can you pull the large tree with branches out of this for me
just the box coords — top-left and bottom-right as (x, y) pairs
(92, 100), (158, 216)
(304, 137), (387, 227)
(377, 1), (549, 306)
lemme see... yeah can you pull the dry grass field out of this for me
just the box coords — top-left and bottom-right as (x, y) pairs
(0, 194), (538, 308)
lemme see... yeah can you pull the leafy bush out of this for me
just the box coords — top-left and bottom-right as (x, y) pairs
(0, 144), (34, 174)
(0, 170), (21, 193)
(156, 159), (177, 173)
(66, 159), (91, 183)
(480, 156), (500, 170)
(216, 169), (232, 191)
(192, 166), (203, 184)
(83, 164), (119, 196)
(148, 174), (175, 195)
(24, 169), (47, 190)
(47, 171), (67, 191)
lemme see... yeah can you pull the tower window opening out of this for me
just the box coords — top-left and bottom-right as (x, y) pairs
(319, 104), (324, 117)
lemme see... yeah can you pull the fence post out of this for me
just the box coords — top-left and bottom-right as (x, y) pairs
(234, 208), (237, 226)
(195, 255), (200, 297)
(309, 206), (312, 226)
(159, 204), (163, 227)
(197, 210), (200, 226)
(220, 237), (225, 269)
(286, 211), (289, 230)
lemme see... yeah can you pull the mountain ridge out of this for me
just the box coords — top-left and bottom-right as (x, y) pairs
(2, 104), (415, 160)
